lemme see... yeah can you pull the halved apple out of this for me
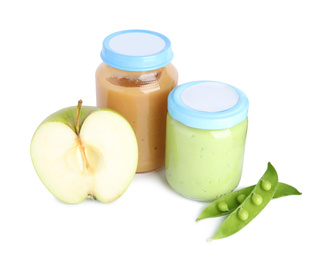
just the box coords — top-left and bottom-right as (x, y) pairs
(30, 100), (138, 204)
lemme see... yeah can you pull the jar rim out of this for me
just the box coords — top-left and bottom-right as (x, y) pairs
(100, 29), (174, 71)
(168, 81), (249, 130)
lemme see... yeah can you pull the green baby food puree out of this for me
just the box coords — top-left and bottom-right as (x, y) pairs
(165, 115), (248, 201)
(165, 81), (249, 201)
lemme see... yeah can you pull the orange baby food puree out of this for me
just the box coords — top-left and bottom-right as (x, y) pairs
(96, 30), (178, 172)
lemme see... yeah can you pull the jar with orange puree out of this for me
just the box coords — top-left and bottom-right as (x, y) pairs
(96, 30), (178, 173)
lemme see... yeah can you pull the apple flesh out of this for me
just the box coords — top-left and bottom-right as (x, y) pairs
(30, 101), (138, 204)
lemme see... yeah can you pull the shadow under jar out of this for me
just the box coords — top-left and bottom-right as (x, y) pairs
(96, 30), (178, 173)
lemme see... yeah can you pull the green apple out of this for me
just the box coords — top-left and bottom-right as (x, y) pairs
(30, 100), (138, 204)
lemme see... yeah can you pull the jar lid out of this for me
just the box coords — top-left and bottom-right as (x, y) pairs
(100, 29), (174, 71)
(168, 81), (249, 130)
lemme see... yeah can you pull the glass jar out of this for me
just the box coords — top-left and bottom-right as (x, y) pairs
(165, 81), (249, 201)
(96, 30), (178, 173)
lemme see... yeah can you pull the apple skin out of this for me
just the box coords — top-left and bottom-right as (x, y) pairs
(37, 105), (101, 132)
(30, 104), (138, 204)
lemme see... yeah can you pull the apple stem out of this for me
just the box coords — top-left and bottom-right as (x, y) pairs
(76, 100), (83, 135)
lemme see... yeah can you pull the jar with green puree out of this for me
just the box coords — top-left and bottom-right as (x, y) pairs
(165, 81), (249, 201)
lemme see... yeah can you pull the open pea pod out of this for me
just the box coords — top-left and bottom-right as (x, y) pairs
(196, 182), (301, 221)
(209, 162), (278, 240)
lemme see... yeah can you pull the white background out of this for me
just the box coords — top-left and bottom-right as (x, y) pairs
(1, 0), (329, 259)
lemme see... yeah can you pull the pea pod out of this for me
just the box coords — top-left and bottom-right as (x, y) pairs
(196, 182), (301, 221)
(209, 162), (278, 240)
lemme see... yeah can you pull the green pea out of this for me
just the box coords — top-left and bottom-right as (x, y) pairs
(251, 193), (263, 205)
(209, 162), (278, 240)
(196, 182), (301, 221)
(217, 202), (229, 212)
(237, 194), (246, 204)
(238, 209), (249, 221)
(262, 180), (272, 191)
(196, 186), (253, 221)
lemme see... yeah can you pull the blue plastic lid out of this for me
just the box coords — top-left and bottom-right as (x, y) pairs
(168, 81), (249, 130)
(100, 29), (174, 71)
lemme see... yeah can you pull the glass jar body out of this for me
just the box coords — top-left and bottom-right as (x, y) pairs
(96, 63), (178, 173)
(165, 114), (248, 201)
